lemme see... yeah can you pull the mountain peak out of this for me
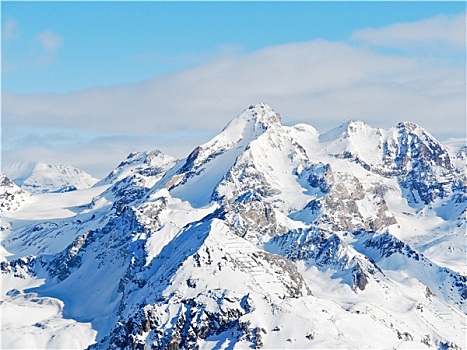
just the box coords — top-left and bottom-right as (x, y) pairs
(346, 119), (371, 130)
(212, 103), (281, 148)
(319, 119), (375, 143)
(394, 121), (444, 149)
(396, 121), (422, 133)
(99, 149), (176, 186)
(121, 149), (173, 167)
(395, 121), (442, 145)
(245, 102), (282, 126)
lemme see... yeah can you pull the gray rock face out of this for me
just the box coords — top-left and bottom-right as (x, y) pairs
(305, 173), (397, 232)
(385, 123), (459, 206)
(223, 198), (288, 241)
(266, 227), (380, 292)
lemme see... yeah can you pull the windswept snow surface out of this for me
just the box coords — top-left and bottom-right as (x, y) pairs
(1, 104), (466, 349)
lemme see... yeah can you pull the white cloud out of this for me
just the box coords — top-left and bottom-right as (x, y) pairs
(3, 18), (18, 40)
(37, 30), (63, 52)
(133, 44), (244, 66)
(3, 15), (466, 177)
(4, 40), (463, 134)
(2, 24), (64, 72)
(3, 29), (64, 71)
(33, 30), (63, 68)
(1, 128), (209, 178)
(351, 13), (466, 50)
(1, 41), (415, 132)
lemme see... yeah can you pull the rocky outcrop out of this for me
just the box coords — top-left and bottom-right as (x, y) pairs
(0, 174), (32, 212)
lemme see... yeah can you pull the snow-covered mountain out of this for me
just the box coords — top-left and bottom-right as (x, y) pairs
(0, 174), (33, 213)
(3, 162), (98, 194)
(1, 103), (466, 349)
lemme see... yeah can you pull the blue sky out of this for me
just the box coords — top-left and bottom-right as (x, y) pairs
(2, 2), (466, 177)
(3, 1), (465, 93)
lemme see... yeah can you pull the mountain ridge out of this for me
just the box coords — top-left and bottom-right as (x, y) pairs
(1, 103), (465, 349)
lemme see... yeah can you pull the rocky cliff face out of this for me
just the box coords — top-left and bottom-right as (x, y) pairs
(1, 104), (465, 349)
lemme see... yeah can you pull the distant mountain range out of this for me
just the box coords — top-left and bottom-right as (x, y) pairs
(1, 103), (465, 349)
(3, 162), (98, 194)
